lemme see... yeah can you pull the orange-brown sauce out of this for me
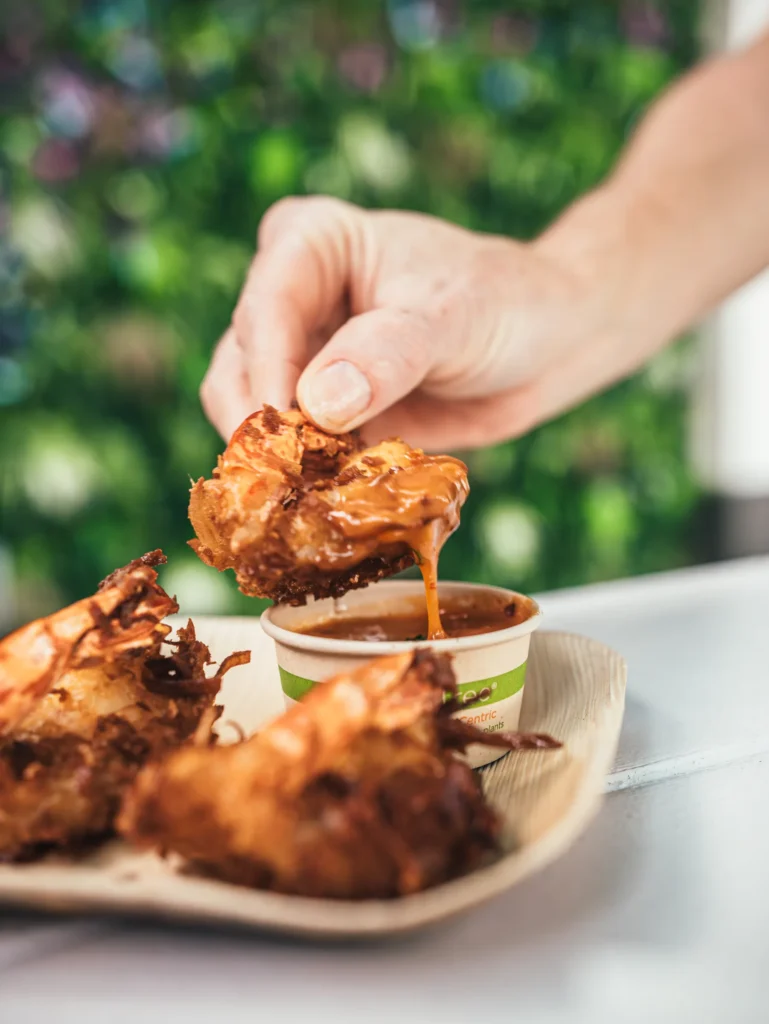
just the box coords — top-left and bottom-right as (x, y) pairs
(320, 465), (466, 640)
(411, 520), (448, 640)
(299, 595), (533, 642)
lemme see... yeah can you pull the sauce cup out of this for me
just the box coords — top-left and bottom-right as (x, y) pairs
(260, 580), (542, 769)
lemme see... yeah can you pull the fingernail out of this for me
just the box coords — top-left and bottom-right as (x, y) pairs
(299, 361), (372, 430)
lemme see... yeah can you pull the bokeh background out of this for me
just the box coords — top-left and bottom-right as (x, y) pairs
(0, 0), (703, 630)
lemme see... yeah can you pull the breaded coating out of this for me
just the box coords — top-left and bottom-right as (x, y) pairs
(188, 407), (469, 605)
(0, 552), (249, 860)
(120, 651), (559, 899)
(1, 551), (174, 735)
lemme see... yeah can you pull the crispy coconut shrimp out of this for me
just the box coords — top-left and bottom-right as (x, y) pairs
(0, 552), (249, 860)
(188, 407), (468, 632)
(120, 650), (559, 899)
(0, 551), (175, 735)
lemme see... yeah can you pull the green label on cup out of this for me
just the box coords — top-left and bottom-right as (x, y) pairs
(279, 661), (527, 707)
(279, 667), (319, 701)
(453, 662), (527, 706)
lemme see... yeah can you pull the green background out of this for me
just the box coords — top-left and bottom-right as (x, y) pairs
(0, 1), (701, 629)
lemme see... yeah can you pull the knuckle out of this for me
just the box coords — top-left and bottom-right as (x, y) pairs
(257, 196), (303, 246)
(258, 195), (360, 269)
(257, 195), (352, 249)
(303, 194), (347, 217)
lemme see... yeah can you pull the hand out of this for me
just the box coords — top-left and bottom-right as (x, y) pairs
(202, 29), (769, 452)
(200, 195), (624, 451)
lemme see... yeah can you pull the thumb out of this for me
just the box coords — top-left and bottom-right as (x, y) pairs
(296, 309), (435, 433)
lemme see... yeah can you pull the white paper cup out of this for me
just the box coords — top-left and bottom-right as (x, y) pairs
(260, 580), (542, 769)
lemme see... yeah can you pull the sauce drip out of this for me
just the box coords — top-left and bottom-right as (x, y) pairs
(410, 520), (447, 640)
(420, 552), (444, 640)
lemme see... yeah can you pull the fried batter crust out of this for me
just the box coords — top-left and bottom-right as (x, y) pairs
(0, 554), (249, 860)
(188, 407), (469, 604)
(120, 650), (559, 899)
(0, 550), (175, 735)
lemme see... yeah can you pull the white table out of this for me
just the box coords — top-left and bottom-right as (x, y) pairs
(2, 557), (769, 1024)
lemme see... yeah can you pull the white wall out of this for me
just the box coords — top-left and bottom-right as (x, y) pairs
(691, 0), (769, 498)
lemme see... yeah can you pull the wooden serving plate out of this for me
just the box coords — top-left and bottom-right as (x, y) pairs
(0, 617), (626, 939)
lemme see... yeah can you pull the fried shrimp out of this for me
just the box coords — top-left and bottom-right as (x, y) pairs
(120, 650), (559, 899)
(0, 552), (249, 860)
(188, 407), (469, 624)
(0, 551), (175, 735)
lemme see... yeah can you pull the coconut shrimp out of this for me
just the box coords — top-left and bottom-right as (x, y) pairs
(120, 649), (558, 899)
(0, 551), (249, 860)
(188, 405), (468, 637)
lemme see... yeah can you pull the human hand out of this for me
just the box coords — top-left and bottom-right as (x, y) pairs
(202, 28), (769, 452)
(200, 194), (641, 451)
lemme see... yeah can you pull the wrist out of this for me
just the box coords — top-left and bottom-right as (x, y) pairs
(533, 181), (678, 361)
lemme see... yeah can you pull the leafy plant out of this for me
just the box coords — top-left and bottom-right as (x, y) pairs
(0, 1), (700, 628)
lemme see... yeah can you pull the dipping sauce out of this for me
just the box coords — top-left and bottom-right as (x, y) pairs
(262, 580), (542, 769)
(298, 595), (534, 642)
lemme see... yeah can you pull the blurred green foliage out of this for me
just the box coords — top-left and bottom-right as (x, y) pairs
(0, 0), (701, 627)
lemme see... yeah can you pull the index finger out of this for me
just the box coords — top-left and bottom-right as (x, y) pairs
(232, 196), (360, 411)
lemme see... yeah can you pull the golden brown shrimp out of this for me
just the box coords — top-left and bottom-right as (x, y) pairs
(188, 407), (468, 622)
(120, 650), (559, 899)
(0, 550), (176, 736)
(0, 552), (250, 860)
